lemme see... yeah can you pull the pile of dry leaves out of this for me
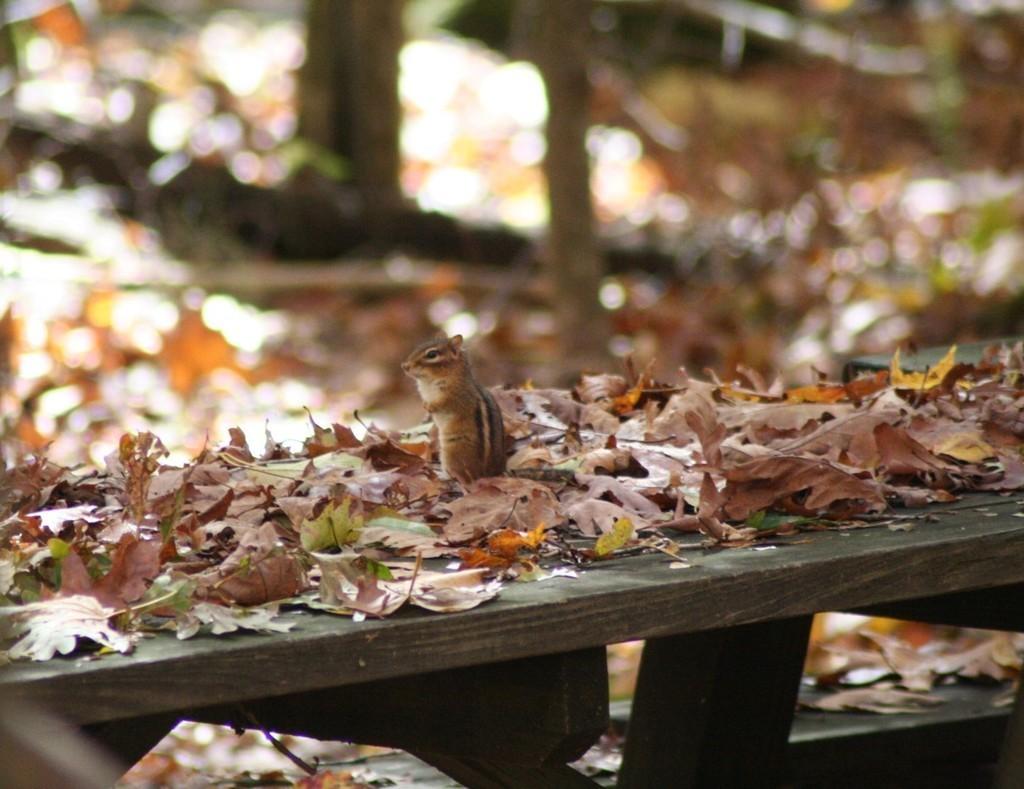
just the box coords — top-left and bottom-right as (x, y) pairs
(802, 622), (1024, 714)
(2, 343), (1023, 663)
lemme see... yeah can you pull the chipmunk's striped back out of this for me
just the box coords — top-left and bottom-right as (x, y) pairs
(402, 335), (506, 484)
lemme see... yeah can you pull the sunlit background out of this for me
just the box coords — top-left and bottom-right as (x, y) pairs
(5, 2), (1024, 468)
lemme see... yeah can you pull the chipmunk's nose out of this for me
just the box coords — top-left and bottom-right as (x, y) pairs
(401, 360), (410, 372)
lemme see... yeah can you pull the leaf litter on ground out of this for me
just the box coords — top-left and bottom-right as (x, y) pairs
(2, 343), (1024, 664)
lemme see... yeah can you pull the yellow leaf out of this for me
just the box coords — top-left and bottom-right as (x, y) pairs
(611, 382), (644, 414)
(934, 431), (996, 463)
(523, 522), (548, 549)
(784, 384), (848, 404)
(889, 345), (957, 390)
(719, 384), (764, 403)
(595, 517), (634, 557)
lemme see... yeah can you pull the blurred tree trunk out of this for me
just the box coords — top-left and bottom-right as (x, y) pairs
(0, 2), (17, 186)
(528, 0), (608, 368)
(299, 0), (405, 234)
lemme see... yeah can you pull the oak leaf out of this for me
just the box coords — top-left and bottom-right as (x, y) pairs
(721, 456), (886, 520)
(175, 601), (295, 640)
(93, 534), (162, 608)
(58, 535), (162, 609)
(442, 477), (563, 542)
(873, 423), (955, 481)
(1, 595), (134, 661)
(214, 554), (307, 606)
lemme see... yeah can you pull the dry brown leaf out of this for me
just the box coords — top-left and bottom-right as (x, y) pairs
(721, 456), (886, 520)
(568, 498), (646, 536)
(314, 555), (498, 616)
(442, 477), (564, 542)
(361, 440), (429, 475)
(778, 411), (895, 457)
(60, 535), (162, 609)
(506, 443), (560, 471)
(214, 554), (307, 606)
(93, 535), (162, 607)
(580, 402), (622, 434)
(576, 374), (629, 403)
(802, 687), (943, 714)
(873, 423), (955, 481)
(571, 475), (663, 520)
(197, 522), (307, 605)
(578, 447), (639, 475)
(510, 389), (579, 430)
(725, 401), (853, 440)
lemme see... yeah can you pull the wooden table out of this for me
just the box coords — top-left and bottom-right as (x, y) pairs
(5, 492), (1024, 788)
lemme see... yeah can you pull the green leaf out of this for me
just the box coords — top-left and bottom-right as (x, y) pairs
(46, 539), (70, 560)
(745, 510), (767, 530)
(745, 511), (820, 531)
(141, 573), (195, 614)
(364, 558), (394, 581)
(300, 499), (364, 552)
(46, 539), (70, 590)
(365, 511), (435, 537)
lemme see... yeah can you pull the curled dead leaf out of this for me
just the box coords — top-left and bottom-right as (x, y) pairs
(442, 477), (563, 543)
(721, 456), (886, 520)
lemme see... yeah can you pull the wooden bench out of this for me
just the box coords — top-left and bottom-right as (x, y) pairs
(5, 338), (1023, 787)
(5, 491), (1024, 788)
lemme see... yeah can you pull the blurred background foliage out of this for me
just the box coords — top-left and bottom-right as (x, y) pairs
(4, 0), (1024, 468)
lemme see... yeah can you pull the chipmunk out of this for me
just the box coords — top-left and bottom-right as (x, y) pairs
(402, 334), (506, 484)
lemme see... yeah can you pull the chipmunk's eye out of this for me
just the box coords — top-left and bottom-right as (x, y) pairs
(424, 349), (440, 360)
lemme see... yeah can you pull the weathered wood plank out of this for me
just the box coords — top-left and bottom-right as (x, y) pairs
(853, 582), (1024, 631)
(5, 496), (1024, 726)
(791, 684), (1008, 786)
(618, 616), (812, 788)
(611, 683), (1009, 787)
(190, 648), (608, 766)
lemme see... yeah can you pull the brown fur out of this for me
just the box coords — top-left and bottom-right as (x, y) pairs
(402, 335), (506, 484)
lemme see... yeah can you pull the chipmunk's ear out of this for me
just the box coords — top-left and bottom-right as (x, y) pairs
(449, 335), (464, 352)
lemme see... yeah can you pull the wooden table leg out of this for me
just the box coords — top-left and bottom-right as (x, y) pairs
(190, 647), (608, 781)
(82, 710), (179, 768)
(618, 616), (813, 789)
(995, 675), (1024, 789)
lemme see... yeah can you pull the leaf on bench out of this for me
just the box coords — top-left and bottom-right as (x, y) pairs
(0, 595), (136, 661)
(801, 687), (943, 715)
